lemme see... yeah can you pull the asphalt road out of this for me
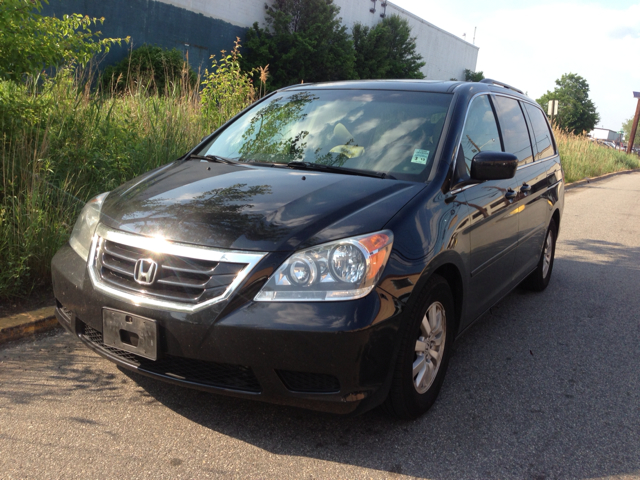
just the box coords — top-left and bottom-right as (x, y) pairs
(1, 172), (639, 480)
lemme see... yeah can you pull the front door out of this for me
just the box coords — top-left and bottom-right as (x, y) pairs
(457, 94), (520, 322)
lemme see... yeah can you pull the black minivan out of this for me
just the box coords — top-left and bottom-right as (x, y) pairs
(52, 79), (564, 418)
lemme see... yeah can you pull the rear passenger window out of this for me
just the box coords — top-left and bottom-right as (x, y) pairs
(493, 96), (533, 165)
(524, 103), (555, 160)
(457, 95), (502, 180)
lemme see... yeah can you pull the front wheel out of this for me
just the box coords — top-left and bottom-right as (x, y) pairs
(385, 275), (455, 419)
(522, 218), (558, 292)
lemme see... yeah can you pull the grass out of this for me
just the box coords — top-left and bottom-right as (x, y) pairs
(1, 70), (638, 301)
(0, 65), (239, 299)
(553, 127), (640, 183)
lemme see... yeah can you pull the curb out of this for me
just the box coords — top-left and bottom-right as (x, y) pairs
(565, 168), (640, 191)
(0, 306), (60, 345)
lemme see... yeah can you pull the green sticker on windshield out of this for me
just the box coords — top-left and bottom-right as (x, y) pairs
(411, 149), (430, 165)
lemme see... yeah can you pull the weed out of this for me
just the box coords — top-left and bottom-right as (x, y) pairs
(554, 127), (639, 183)
(0, 48), (255, 299)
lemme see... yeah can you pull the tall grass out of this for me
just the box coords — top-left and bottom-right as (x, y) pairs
(43, 69), (210, 195)
(0, 54), (256, 299)
(554, 127), (640, 183)
(1, 121), (78, 297)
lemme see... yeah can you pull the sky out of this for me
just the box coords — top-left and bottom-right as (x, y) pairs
(392, 0), (640, 131)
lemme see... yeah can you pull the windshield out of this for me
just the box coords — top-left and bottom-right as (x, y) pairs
(199, 89), (452, 180)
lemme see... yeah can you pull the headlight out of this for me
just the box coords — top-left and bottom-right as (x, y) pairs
(255, 230), (393, 302)
(69, 192), (109, 262)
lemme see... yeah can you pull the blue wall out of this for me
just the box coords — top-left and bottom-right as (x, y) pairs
(41, 0), (249, 72)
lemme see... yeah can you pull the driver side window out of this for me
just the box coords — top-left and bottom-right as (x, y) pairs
(457, 95), (502, 182)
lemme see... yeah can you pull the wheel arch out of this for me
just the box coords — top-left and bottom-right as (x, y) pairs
(432, 263), (464, 338)
(552, 208), (561, 237)
(403, 252), (467, 340)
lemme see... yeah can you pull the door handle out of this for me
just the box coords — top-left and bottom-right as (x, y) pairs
(521, 183), (532, 192)
(505, 189), (517, 200)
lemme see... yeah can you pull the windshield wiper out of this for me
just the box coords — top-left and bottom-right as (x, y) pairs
(239, 160), (289, 167)
(285, 161), (395, 179)
(186, 154), (237, 165)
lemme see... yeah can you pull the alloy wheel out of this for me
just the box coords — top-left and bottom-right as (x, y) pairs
(413, 301), (446, 394)
(542, 229), (554, 278)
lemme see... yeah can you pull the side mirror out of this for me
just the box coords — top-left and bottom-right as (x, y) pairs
(470, 151), (518, 181)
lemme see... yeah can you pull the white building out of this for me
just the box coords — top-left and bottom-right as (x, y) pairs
(158, 0), (479, 81)
(589, 128), (623, 142)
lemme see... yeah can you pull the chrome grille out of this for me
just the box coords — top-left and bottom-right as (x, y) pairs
(99, 239), (245, 304)
(89, 224), (267, 312)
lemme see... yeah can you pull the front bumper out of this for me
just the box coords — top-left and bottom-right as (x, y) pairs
(52, 243), (405, 414)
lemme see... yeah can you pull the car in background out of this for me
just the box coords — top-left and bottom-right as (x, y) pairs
(52, 78), (564, 418)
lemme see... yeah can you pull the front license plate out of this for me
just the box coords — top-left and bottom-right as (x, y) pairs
(102, 308), (158, 361)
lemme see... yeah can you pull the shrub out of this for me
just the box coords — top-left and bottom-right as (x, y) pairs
(201, 38), (257, 128)
(464, 69), (484, 82)
(0, 76), (51, 142)
(0, 0), (126, 81)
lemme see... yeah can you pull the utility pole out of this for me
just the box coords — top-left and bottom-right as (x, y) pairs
(548, 100), (558, 126)
(627, 92), (640, 155)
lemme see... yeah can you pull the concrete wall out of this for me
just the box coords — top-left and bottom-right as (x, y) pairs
(42, 0), (478, 80)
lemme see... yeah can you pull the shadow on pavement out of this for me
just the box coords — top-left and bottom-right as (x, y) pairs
(0, 330), (123, 409)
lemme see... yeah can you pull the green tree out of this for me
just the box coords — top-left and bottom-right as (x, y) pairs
(622, 117), (640, 147)
(0, 0), (127, 82)
(100, 45), (196, 94)
(536, 73), (599, 134)
(464, 69), (484, 82)
(352, 22), (389, 79)
(379, 15), (425, 79)
(353, 15), (425, 79)
(243, 0), (355, 89)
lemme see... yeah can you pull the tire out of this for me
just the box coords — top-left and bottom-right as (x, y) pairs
(385, 274), (455, 419)
(522, 218), (558, 292)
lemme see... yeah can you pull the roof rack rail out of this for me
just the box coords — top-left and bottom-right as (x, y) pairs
(479, 78), (524, 95)
(280, 82), (316, 90)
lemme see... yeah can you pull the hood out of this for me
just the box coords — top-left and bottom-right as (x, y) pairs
(101, 160), (425, 252)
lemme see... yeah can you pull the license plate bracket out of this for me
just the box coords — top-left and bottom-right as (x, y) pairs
(103, 308), (158, 361)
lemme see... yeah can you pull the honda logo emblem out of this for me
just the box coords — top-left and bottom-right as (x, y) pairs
(134, 258), (158, 285)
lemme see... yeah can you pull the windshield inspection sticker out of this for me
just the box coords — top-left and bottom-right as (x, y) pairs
(411, 149), (430, 165)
